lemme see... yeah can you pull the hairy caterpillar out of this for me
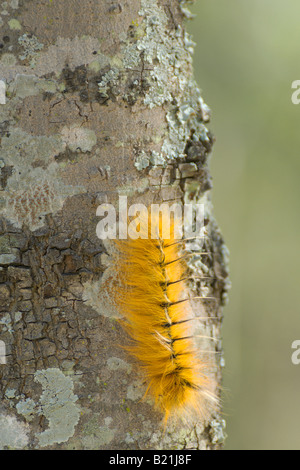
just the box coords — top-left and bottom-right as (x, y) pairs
(112, 209), (218, 423)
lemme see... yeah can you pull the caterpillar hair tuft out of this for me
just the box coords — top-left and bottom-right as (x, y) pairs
(112, 209), (219, 423)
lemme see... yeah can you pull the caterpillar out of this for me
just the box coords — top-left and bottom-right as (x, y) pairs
(112, 208), (219, 423)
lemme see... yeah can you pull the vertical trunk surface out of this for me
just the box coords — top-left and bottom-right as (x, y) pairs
(0, 0), (229, 450)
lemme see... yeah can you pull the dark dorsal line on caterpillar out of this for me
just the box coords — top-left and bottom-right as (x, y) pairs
(163, 236), (210, 248)
(112, 211), (219, 423)
(162, 252), (212, 267)
(161, 317), (221, 327)
(161, 296), (217, 308)
(167, 276), (217, 286)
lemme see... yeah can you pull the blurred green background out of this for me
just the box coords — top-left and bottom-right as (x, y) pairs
(187, 0), (300, 450)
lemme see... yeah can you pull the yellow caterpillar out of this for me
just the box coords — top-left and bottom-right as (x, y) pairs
(112, 210), (218, 423)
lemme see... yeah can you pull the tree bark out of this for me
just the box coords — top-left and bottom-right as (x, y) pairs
(0, 0), (229, 450)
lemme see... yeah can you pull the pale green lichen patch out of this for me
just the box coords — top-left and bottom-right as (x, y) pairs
(209, 418), (227, 445)
(136, 0), (178, 108)
(0, 127), (86, 230)
(98, 67), (120, 98)
(8, 18), (22, 30)
(0, 312), (13, 333)
(0, 35), (101, 80)
(149, 150), (166, 166)
(0, 235), (11, 254)
(0, 252), (19, 264)
(11, 74), (59, 98)
(13, 74), (39, 98)
(34, 368), (81, 447)
(10, 0), (19, 9)
(118, 0), (213, 166)
(124, 418), (205, 450)
(0, 414), (29, 449)
(34, 36), (103, 76)
(107, 357), (132, 373)
(82, 277), (121, 319)
(0, 128), (64, 168)
(126, 380), (145, 401)
(18, 34), (44, 68)
(178, 0), (196, 18)
(5, 389), (16, 399)
(88, 53), (110, 73)
(16, 398), (37, 422)
(116, 177), (150, 196)
(0, 52), (17, 66)
(60, 125), (97, 153)
(82, 415), (116, 449)
(134, 150), (150, 171)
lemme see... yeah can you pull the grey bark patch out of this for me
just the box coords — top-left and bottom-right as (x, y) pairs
(34, 368), (81, 448)
(0, 414), (29, 449)
(107, 356), (132, 373)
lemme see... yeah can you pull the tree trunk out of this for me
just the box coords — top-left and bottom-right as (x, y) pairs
(0, 0), (229, 450)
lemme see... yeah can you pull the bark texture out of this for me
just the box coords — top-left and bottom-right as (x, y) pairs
(0, 0), (229, 450)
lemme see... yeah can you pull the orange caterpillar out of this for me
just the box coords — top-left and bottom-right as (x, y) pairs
(112, 210), (218, 423)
